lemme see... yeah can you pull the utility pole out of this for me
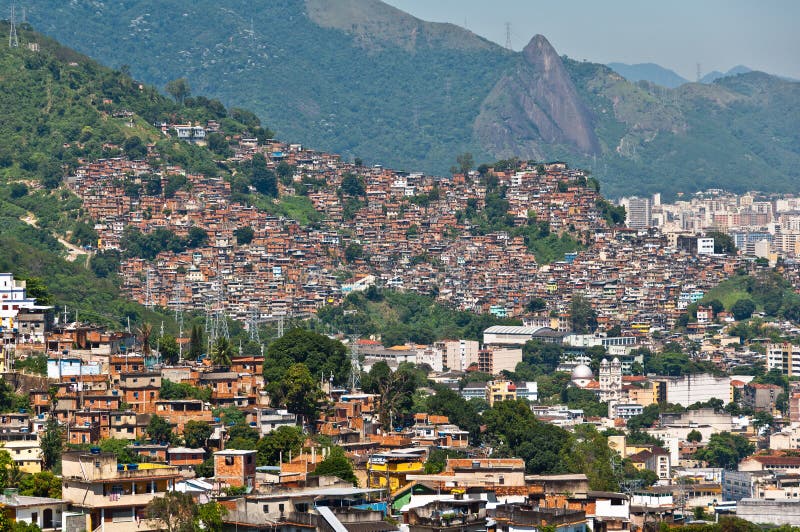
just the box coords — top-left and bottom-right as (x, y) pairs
(505, 22), (512, 51)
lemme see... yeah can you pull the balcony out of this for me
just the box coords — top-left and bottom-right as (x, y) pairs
(65, 488), (167, 509)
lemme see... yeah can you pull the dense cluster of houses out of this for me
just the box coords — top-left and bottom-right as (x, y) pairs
(62, 136), (790, 341)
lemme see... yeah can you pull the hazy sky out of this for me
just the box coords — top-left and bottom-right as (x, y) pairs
(385, 0), (800, 81)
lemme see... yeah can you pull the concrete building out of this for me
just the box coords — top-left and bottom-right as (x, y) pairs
(737, 499), (800, 526)
(486, 381), (517, 406)
(61, 450), (181, 532)
(0, 490), (66, 530)
(478, 346), (522, 374)
(655, 374), (732, 407)
(4, 439), (42, 473)
(0, 273), (40, 330)
(483, 326), (562, 346)
(214, 450), (256, 490)
(743, 383), (782, 413)
(435, 340), (480, 372)
(599, 358), (622, 405)
(768, 343), (800, 377)
(366, 448), (426, 494)
(253, 408), (297, 437)
(621, 196), (652, 229)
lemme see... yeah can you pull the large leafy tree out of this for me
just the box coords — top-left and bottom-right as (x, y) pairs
(570, 293), (597, 333)
(277, 363), (325, 429)
(482, 399), (571, 474)
(40, 416), (63, 470)
(197, 502), (228, 532)
(731, 298), (756, 321)
(264, 328), (349, 397)
(562, 425), (619, 491)
(165, 78), (191, 104)
(189, 324), (204, 359)
(19, 471), (61, 499)
(145, 492), (197, 532)
(362, 362), (426, 429)
(694, 432), (754, 469)
(311, 446), (357, 486)
(159, 334), (180, 364)
(256, 426), (304, 466)
(251, 153), (277, 197)
(146, 415), (173, 444)
(184, 420), (213, 449)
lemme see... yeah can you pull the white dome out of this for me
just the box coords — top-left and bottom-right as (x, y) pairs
(571, 364), (593, 381)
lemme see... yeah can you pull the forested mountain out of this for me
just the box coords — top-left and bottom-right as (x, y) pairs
(5, 0), (800, 198)
(0, 21), (263, 330)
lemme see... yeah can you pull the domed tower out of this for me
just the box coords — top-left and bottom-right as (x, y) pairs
(571, 364), (593, 388)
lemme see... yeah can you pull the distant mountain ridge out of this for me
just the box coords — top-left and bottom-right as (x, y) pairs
(607, 62), (689, 88)
(700, 65), (753, 84)
(10, 0), (800, 199)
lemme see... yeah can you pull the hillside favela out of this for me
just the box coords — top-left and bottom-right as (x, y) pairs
(1, 2), (800, 532)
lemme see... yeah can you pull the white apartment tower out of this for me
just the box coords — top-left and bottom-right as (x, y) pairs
(621, 196), (652, 228)
(0, 273), (39, 330)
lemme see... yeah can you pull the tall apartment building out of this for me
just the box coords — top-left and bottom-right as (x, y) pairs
(767, 343), (800, 376)
(0, 273), (42, 330)
(620, 196), (652, 229)
(435, 340), (479, 372)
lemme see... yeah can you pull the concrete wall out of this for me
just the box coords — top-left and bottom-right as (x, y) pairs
(737, 498), (800, 526)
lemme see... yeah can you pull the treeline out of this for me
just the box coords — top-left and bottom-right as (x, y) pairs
(0, 22), (271, 187)
(315, 288), (522, 345)
(119, 226), (208, 260)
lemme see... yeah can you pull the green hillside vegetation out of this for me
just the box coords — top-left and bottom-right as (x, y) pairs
(15, 0), (800, 198)
(700, 272), (800, 320)
(19, 0), (512, 174)
(0, 23), (264, 331)
(0, 24), (589, 344)
(0, 21), (270, 187)
(315, 288), (521, 347)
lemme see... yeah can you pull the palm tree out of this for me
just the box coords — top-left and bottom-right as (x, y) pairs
(137, 322), (153, 357)
(210, 337), (233, 368)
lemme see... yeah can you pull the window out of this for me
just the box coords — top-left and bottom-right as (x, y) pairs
(262, 505), (269, 513)
(278, 504), (284, 514)
(246, 455), (252, 464)
(225, 456), (234, 466)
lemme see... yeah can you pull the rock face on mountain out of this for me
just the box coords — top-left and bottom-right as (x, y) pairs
(474, 35), (600, 160)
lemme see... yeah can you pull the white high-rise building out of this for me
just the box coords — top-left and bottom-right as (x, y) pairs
(620, 196), (652, 228)
(0, 273), (39, 330)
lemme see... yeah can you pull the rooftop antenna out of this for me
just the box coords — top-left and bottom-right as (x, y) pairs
(9, 4), (19, 48)
(505, 22), (512, 51)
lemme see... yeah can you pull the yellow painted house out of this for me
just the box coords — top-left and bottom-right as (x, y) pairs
(366, 448), (426, 494)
